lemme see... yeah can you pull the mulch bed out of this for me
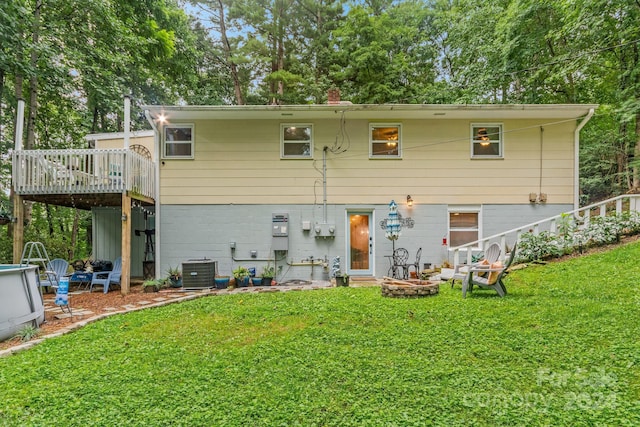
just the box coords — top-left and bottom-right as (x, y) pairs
(0, 284), (172, 352)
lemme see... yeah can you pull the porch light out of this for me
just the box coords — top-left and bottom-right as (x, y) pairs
(407, 195), (413, 207)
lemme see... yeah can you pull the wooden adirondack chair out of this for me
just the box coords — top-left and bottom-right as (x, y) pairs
(462, 242), (517, 298)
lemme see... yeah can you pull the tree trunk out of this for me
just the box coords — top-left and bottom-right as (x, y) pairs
(216, 0), (244, 105)
(26, 0), (42, 150)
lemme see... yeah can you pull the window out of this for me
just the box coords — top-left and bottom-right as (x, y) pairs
(471, 124), (503, 158)
(163, 124), (194, 159)
(370, 124), (401, 158)
(281, 124), (313, 158)
(448, 207), (481, 248)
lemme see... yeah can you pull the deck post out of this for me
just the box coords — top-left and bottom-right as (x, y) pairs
(121, 192), (131, 294)
(12, 194), (24, 263)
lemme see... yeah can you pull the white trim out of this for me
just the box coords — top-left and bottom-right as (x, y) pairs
(345, 209), (375, 276)
(369, 123), (402, 159)
(574, 108), (595, 209)
(447, 205), (482, 250)
(280, 123), (313, 159)
(162, 123), (195, 159)
(470, 123), (503, 159)
(84, 130), (155, 141)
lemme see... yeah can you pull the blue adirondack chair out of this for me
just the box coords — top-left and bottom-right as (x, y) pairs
(89, 257), (122, 294)
(39, 258), (69, 292)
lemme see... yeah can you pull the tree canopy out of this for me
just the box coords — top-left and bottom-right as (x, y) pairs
(1, 0), (639, 260)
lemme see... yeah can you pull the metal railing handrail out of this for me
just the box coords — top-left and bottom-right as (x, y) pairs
(450, 194), (640, 265)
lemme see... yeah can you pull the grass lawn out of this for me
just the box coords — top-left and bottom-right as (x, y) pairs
(1, 244), (640, 426)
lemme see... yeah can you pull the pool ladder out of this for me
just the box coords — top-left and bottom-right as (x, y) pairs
(20, 242), (58, 291)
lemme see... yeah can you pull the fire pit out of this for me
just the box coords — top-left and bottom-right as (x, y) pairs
(381, 277), (439, 298)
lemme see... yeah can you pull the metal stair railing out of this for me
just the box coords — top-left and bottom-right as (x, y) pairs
(450, 194), (640, 266)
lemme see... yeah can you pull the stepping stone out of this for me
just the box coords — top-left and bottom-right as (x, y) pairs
(121, 304), (137, 310)
(136, 301), (152, 305)
(103, 307), (119, 312)
(152, 298), (168, 302)
(54, 313), (73, 319)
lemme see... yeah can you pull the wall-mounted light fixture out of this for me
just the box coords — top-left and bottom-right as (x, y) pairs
(121, 213), (128, 222)
(407, 195), (413, 207)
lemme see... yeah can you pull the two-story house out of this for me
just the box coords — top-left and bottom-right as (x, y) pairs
(140, 102), (597, 283)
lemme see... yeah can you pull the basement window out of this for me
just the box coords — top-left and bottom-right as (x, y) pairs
(448, 207), (481, 249)
(163, 124), (194, 159)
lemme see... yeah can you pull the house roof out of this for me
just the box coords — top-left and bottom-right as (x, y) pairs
(142, 103), (599, 122)
(84, 129), (154, 141)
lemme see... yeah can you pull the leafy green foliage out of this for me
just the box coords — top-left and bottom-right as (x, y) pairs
(517, 212), (640, 263)
(2, 243), (640, 425)
(13, 324), (39, 342)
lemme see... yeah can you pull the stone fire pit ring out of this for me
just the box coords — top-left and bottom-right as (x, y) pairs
(381, 277), (440, 298)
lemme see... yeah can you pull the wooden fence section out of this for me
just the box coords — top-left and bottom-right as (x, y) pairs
(12, 149), (155, 200)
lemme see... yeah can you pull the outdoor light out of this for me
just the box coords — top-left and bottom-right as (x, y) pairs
(407, 195), (413, 207)
(121, 213), (127, 221)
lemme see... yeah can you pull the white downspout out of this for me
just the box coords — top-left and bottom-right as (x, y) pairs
(574, 108), (595, 210)
(15, 99), (25, 150)
(144, 109), (161, 278)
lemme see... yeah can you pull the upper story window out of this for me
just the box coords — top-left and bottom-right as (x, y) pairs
(370, 124), (401, 158)
(281, 124), (313, 158)
(471, 124), (503, 158)
(163, 124), (194, 159)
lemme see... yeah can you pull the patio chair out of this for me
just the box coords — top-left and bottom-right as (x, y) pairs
(462, 242), (517, 298)
(450, 242), (501, 288)
(407, 247), (422, 278)
(39, 258), (69, 292)
(391, 248), (410, 279)
(89, 257), (122, 294)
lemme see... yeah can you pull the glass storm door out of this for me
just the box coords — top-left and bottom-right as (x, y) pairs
(347, 212), (373, 276)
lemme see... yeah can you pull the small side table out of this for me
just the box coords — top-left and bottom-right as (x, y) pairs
(69, 272), (93, 290)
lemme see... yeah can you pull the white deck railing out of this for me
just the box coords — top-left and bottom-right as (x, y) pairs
(451, 194), (640, 265)
(12, 149), (155, 200)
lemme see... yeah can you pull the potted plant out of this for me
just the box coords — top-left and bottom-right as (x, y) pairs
(166, 266), (182, 288)
(142, 279), (161, 293)
(261, 265), (275, 286)
(214, 275), (230, 289)
(232, 266), (251, 287)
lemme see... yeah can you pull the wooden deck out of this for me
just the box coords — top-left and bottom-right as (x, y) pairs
(12, 149), (155, 209)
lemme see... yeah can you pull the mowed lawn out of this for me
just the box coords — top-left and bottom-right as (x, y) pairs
(1, 244), (640, 426)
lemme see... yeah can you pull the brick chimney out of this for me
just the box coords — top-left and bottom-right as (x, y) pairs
(327, 88), (340, 105)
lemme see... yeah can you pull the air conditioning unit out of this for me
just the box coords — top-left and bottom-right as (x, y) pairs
(181, 259), (217, 289)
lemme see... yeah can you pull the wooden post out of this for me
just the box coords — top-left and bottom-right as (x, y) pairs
(12, 194), (24, 263)
(121, 192), (131, 294)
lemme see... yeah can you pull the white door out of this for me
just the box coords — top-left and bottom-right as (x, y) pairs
(347, 211), (373, 276)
